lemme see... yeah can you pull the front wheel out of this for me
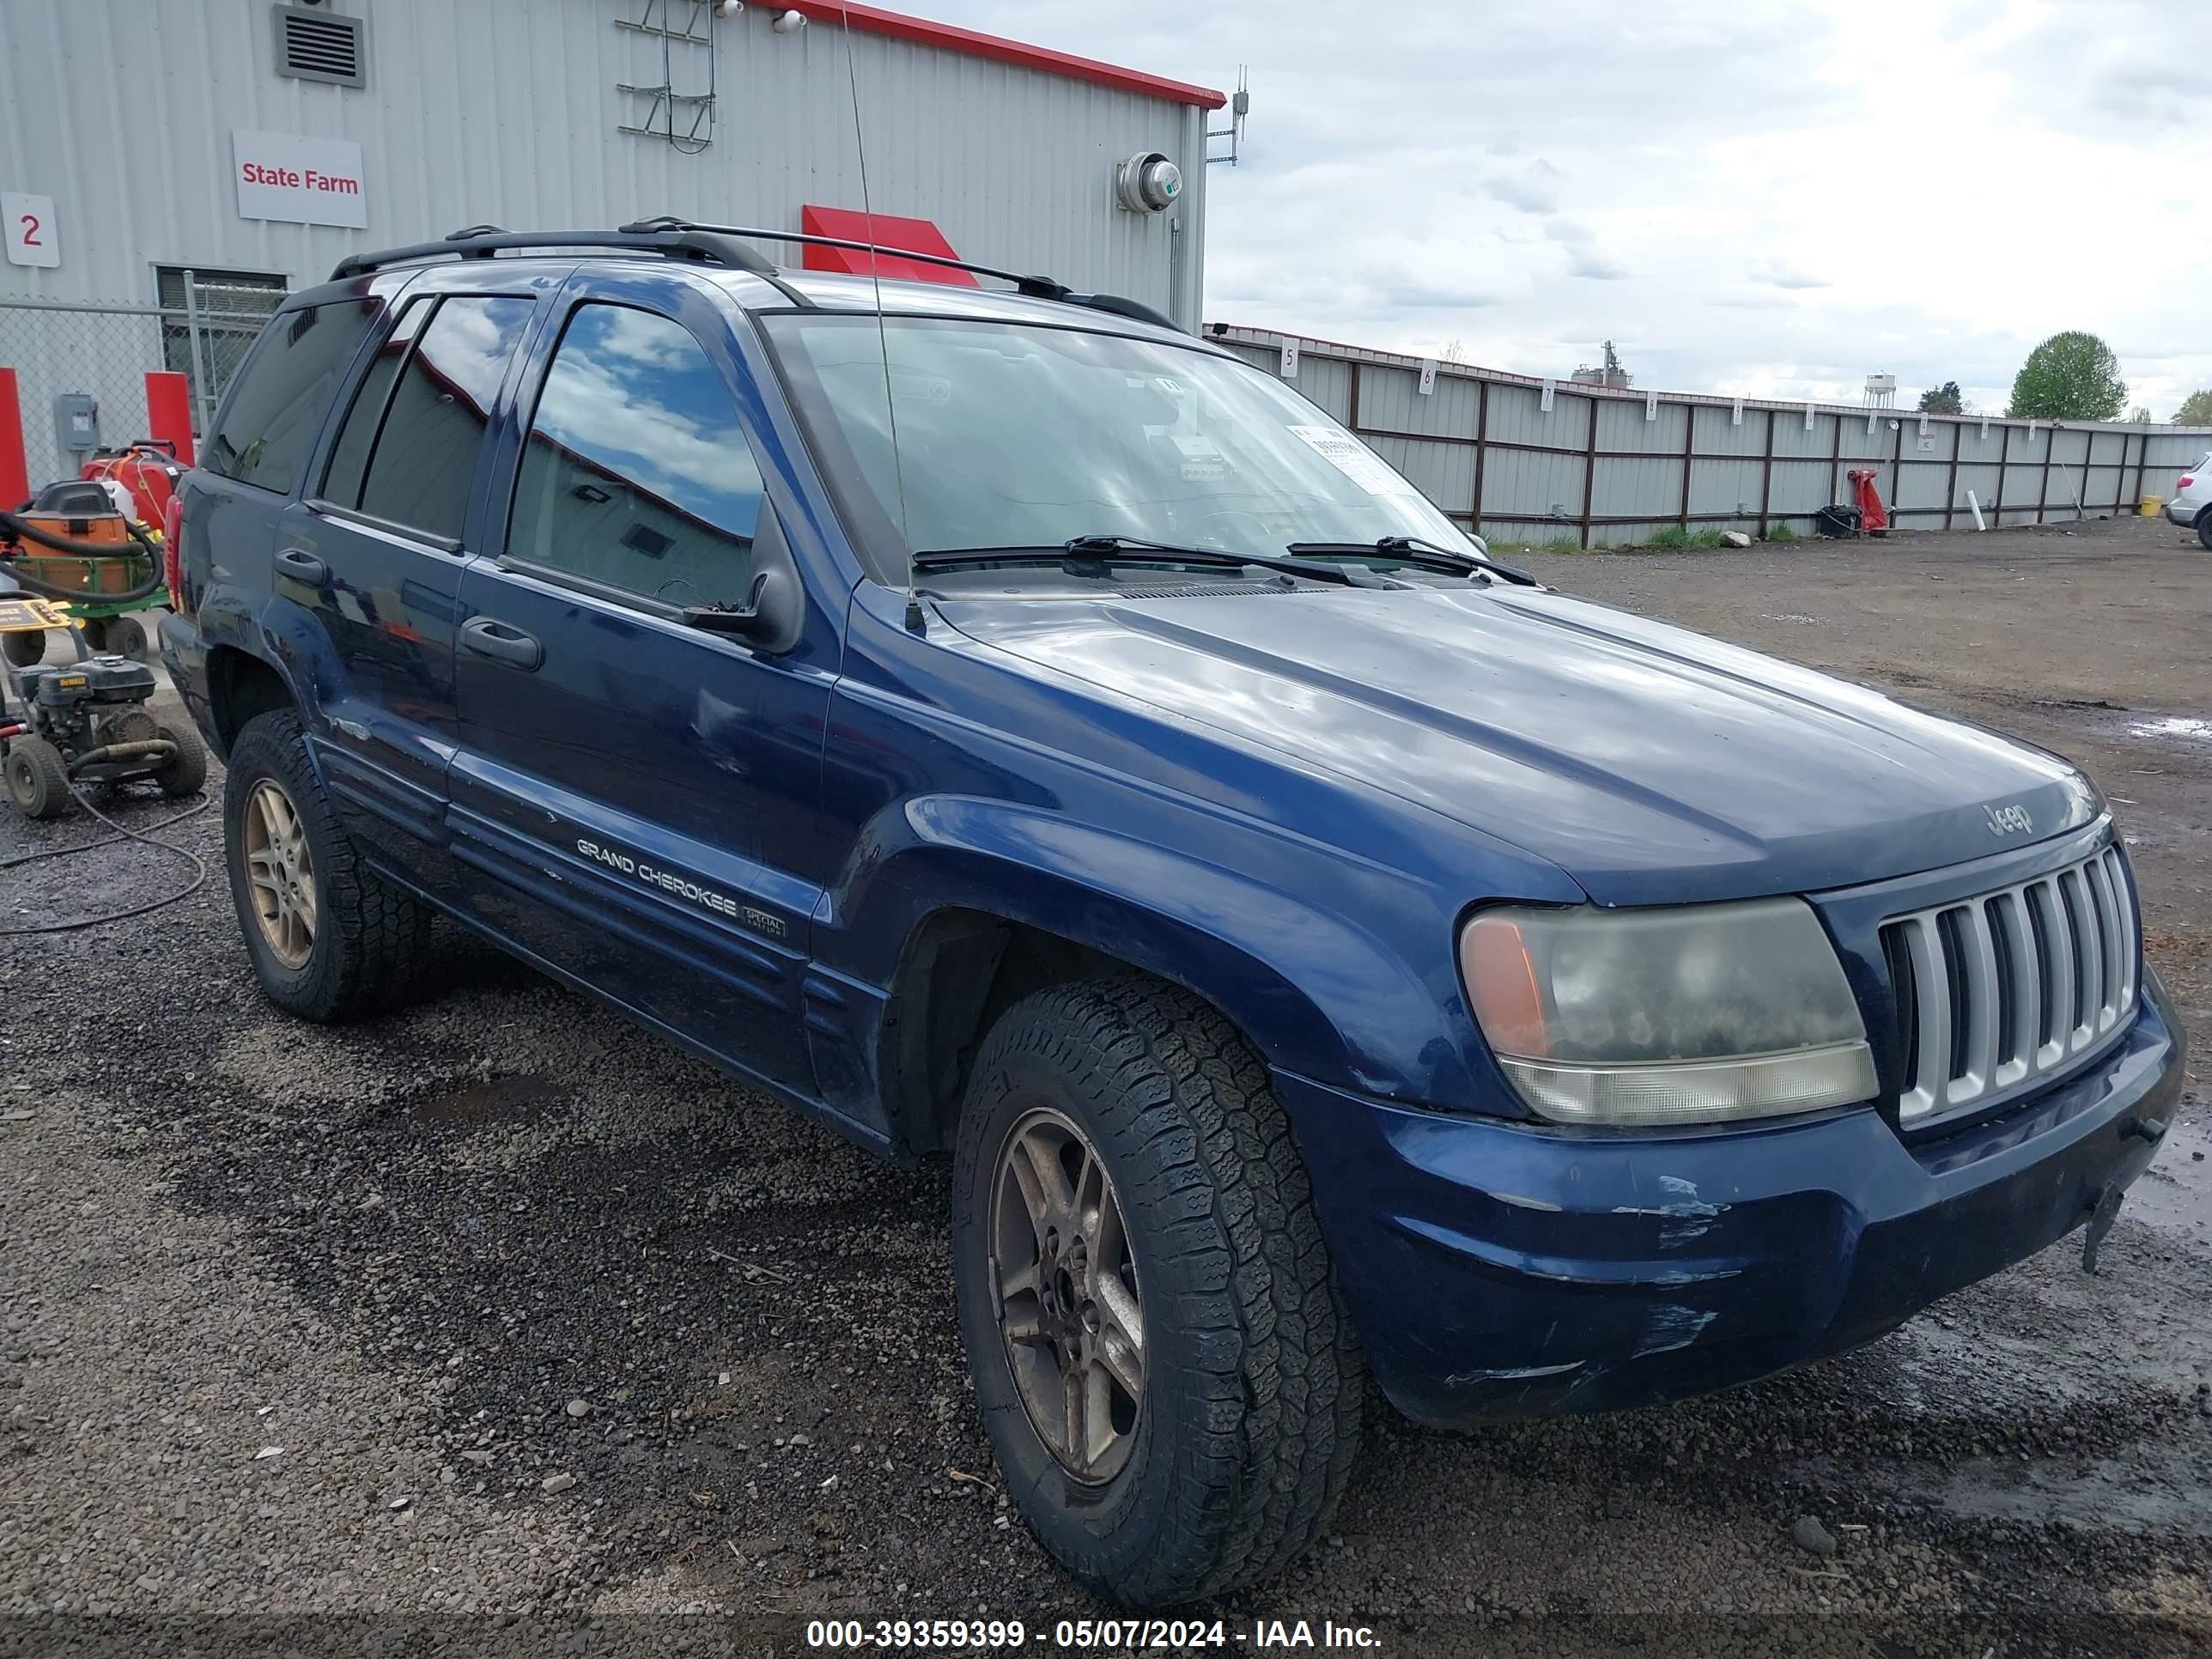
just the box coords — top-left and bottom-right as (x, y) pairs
(5, 735), (72, 818)
(951, 976), (1363, 1606)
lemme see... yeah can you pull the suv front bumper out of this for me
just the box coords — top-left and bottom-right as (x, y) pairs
(1276, 969), (2184, 1428)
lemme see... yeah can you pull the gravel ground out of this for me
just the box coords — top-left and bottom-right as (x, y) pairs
(3, 515), (2209, 1657)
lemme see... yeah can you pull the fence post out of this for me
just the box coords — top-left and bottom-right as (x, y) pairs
(1677, 400), (1693, 532)
(2038, 426), (2054, 524)
(1943, 420), (1961, 532)
(1997, 422), (2013, 526)
(1579, 394), (1598, 550)
(1891, 412), (1904, 525)
(1757, 409), (1775, 538)
(1470, 378), (1487, 533)
(182, 270), (216, 435)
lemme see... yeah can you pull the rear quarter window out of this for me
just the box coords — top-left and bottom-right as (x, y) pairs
(203, 300), (381, 495)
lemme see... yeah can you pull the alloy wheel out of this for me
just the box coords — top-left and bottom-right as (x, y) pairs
(242, 778), (318, 969)
(990, 1106), (1146, 1484)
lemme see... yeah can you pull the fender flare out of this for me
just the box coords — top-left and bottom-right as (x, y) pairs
(830, 793), (1488, 1121)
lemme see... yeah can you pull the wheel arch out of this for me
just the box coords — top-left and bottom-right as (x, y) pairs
(204, 642), (298, 758)
(849, 809), (1474, 1157)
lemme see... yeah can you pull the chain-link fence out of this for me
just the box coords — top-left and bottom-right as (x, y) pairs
(0, 273), (284, 492)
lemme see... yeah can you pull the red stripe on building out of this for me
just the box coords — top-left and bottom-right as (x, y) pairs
(782, 2), (1225, 109)
(799, 205), (980, 286)
(145, 372), (196, 467)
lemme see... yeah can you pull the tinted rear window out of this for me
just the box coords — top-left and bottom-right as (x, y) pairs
(356, 295), (536, 542)
(203, 301), (380, 494)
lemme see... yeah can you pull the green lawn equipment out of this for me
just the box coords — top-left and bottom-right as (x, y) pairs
(1, 471), (174, 665)
(1, 575), (204, 823)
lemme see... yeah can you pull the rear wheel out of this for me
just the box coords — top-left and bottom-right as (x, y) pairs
(154, 719), (207, 798)
(4, 735), (72, 819)
(2197, 508), (2211, 551)
(222, 710), (431, 1020)
(951, 976), (1363, 1606)
(3, 629), (45, 668)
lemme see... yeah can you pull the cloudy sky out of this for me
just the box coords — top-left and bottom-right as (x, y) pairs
(930, 0), (2209, 418)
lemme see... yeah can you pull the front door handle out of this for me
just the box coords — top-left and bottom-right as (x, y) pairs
(276, 547), (327, 584)
(459, 616), (544, 671)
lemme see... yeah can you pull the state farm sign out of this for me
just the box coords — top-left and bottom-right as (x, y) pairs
(232, 130), (367, 228)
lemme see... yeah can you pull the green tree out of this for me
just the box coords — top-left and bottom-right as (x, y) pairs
(2173, 388), (2212, 426)
(1916, 380), (1965, 414)
(2006, 331), (2127, 421)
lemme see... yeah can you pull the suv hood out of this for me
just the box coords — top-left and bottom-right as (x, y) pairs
(937, 583), (2098, 906)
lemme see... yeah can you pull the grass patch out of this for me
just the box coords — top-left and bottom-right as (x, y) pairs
(1686, 529), (1729, 548)
(1644, 526), (1692, 549)
(1764, 521), (1798, 544)
(1544, 535), (1581, 551)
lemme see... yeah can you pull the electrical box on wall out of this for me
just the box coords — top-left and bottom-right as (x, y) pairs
(54, 392), (99, 459)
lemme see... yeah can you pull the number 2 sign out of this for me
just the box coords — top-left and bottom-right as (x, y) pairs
(3, 193), (59, 268)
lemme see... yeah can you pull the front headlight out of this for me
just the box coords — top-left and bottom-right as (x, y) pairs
(1459, 898), (1877, 1127)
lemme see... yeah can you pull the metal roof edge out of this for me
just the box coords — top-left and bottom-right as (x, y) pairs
(784, 3), (1228, 110)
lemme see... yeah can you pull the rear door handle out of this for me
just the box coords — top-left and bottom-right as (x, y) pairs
(459, 616), (544, 671)
(276, 547), (327, 584)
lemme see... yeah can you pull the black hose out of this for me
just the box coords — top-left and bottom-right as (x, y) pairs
(0, 508), (167, 604)
(0, 791), (211, 937)
(67, 738), (178, 771)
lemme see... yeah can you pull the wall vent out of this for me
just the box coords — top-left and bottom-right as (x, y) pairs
(273, 4), (367, 88)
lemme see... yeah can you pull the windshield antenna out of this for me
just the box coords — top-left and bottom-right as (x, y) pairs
(836, 3), (922, 630)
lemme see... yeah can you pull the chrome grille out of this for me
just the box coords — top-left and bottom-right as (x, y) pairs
(1882, 845), (2136, 1123)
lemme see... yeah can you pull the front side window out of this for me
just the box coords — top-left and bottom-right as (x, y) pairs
(507, 303), (764, 608)
(204, 299), (379, 494)
(762, 314), (1480, 584)
(352, 295), (537, 542)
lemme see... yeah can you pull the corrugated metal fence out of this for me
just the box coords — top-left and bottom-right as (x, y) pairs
(1212, 326), (2212, 549)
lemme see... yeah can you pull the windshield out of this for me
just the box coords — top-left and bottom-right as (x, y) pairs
(761, 313), (1483, 583)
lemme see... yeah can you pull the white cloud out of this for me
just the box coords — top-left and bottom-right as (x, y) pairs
(918, 0), (2212, 416)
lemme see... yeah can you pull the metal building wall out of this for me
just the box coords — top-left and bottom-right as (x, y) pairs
(1217, 331), (2211, 548)
(0, 0), (1206, 316)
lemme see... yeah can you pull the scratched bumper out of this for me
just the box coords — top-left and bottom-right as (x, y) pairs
(1276, 969), (2184, 1426)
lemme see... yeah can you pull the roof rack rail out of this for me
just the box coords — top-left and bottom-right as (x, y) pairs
(620, 217), (1076, 302)
(628, 219), (1185, 331)
(330, 225), (787, 283)
(331, 220), (1186, 332)
(1059, 292), (1180, 331)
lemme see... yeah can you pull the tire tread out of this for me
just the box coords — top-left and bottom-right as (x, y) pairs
(964, 975), (1364, 1604)
(225, 710), (430, 1020)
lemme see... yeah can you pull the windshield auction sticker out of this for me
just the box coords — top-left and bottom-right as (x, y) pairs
(1286, 424), (1423, 501)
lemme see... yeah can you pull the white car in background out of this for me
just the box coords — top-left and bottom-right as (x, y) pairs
(2168, 453), (2210, 546)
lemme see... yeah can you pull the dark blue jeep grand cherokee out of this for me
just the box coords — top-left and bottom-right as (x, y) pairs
(162, 222), (2185, 1607)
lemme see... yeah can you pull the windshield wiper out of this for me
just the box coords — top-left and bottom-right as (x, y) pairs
(911, 536), (1363, 586)
(1285, 536), (1540, 586)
